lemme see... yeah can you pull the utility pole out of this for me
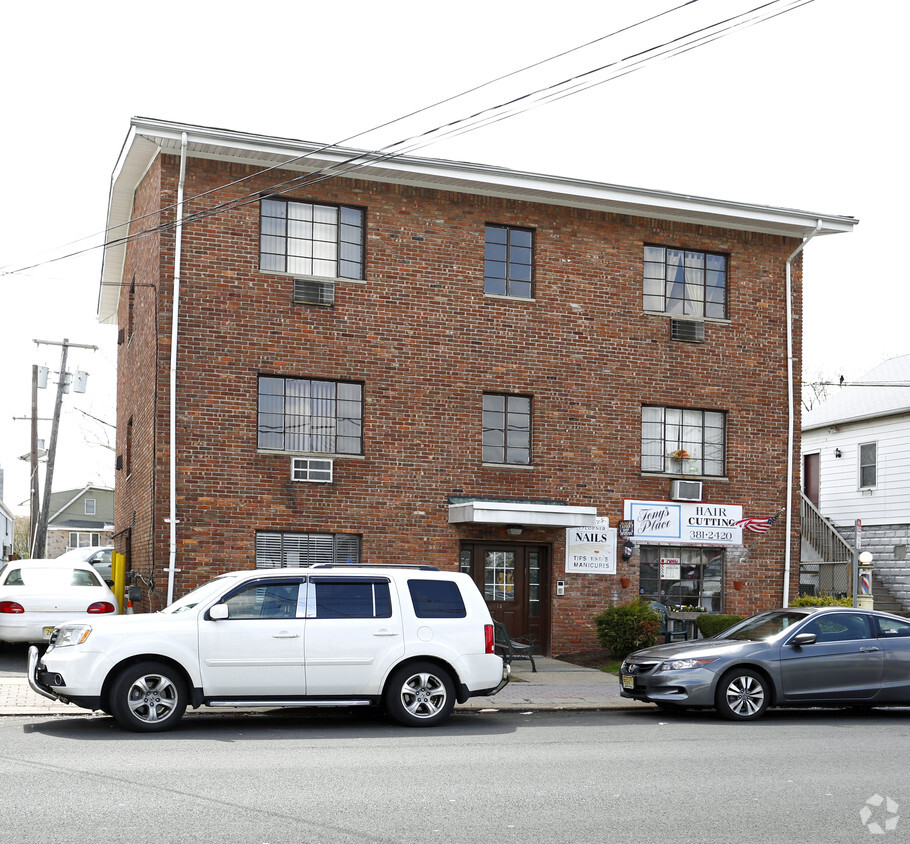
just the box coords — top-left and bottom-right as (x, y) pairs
(30, 365), (40, 556)
(31, 338), (98, 558)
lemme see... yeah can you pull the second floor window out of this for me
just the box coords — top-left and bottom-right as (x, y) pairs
(644, 246), (727, 319)
(260, 198), (364, 279)
(859, 442), (877, 488)
(258, 376), (363, 455)
(642, 406), (726, 476)
(483, 393), (532, 465)
(484, 225), (533, 298)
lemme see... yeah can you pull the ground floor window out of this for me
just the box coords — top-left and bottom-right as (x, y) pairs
(69, 532), (101, 549)
(255, 531), (361, 568)
(639, 545), (724, 611)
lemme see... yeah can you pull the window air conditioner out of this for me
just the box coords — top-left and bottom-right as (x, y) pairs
(670, 319), (705, 343)
(291, 457), (334, 483)
(293, 278), (335, 306)
(670, 479), (703, 502)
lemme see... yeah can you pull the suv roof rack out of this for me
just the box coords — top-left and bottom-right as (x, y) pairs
(310, 563), (440, 571)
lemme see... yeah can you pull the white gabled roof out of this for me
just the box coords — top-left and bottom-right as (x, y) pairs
(98, 117), (859, 324)
(803, 355), (910, 431)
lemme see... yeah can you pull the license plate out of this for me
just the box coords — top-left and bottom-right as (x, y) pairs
(43, 626), (55, 639)
(621, 675), (635, 690)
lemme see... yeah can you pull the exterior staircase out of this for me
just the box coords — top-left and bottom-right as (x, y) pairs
(872, 572), (909, 617)
(800, 493), (908, 616)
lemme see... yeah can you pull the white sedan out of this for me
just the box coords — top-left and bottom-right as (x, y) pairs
(0, 559), (118, 643)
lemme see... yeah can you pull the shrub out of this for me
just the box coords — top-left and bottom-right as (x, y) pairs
(594, 599), (660, 660)
(789, 594), (854, 607)
(697, 613), (744, 638)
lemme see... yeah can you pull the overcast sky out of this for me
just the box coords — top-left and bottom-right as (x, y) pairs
(1, 0), (904, 516)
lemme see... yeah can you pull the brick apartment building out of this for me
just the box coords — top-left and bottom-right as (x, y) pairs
(98, 118), (856, 654)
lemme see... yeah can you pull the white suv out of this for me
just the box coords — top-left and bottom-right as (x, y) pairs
(29, 565), (509, 732)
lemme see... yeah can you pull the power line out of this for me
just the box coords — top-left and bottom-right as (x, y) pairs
(1, 0), (813, 280)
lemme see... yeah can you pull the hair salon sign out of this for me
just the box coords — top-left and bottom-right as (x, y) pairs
(565, 518), (617, 573)
(623, 500), (743, 546)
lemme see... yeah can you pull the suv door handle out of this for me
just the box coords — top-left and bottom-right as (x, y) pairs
(859, 646), (880, 652)
(273, 632), (300, 639)
(373, 630), (399, 637)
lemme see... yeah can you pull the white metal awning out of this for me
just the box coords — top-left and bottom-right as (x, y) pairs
(448, 500), (597, 528)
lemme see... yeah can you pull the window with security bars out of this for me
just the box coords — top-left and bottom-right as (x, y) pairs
(258, 376), (363, 455)
(483, 393), (532, 464)
(641, 406), (726, 476)
(260, 198), (364, 279)
(643, 246), (727, 319)
(255, 531), (361, 568)
(484, 224), (533, 298)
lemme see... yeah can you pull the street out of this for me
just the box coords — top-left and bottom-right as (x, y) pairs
(1, 702), (908, 843)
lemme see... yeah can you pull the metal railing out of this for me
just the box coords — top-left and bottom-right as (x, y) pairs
(800, 493), (854, 597)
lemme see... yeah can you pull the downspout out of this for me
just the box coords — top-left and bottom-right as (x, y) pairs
(167, 132), (188, 606)
(782, 219), (822, 607)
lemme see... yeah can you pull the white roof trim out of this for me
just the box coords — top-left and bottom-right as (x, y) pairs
(448, 500), (598, 528)
(98, 116), (859, 324)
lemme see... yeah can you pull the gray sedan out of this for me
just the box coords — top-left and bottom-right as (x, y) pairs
(620, 606), (910, 720)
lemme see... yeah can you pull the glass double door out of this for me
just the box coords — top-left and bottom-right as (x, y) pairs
(460, 542), (549, 652)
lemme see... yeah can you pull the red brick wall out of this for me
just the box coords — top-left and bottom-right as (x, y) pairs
(115, 154), (803, 650)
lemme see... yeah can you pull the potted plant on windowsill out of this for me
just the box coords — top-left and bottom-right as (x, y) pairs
(667, 448), (690, 473)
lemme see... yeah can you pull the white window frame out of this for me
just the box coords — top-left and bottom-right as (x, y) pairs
(84, 498), (96, 516)
(859, 441), (877, 489)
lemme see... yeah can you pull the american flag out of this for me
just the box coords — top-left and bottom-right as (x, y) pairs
(735, 510), (782, 534)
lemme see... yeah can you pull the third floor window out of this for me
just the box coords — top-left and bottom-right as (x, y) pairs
(484, 225), (533, 298)
(260, 198), (364, 279)
(643, 246), (727, 319)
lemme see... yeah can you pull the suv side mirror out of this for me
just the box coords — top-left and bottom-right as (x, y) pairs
(790, 632), (817, 648)
(209, 603), (229, 620)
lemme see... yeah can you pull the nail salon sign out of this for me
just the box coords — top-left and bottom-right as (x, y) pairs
(565, 518), (617, 574)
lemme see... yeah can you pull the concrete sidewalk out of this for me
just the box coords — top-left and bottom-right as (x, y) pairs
(0, 656), (650, 717)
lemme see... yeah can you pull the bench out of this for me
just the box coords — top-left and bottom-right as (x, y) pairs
(493, 620), (537, 672)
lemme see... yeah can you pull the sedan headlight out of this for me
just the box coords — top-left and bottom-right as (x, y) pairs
(52, 624), (93, 647)
(657, 657), (718, 672)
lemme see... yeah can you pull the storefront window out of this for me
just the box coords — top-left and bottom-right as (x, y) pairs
(639, 546), (724, 612)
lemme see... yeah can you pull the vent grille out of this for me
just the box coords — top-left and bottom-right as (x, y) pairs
(670, 319), (705, 343)
(670, 479), (703, 502)
(291, 457), (334, 483)
(293, 278), (335, 307)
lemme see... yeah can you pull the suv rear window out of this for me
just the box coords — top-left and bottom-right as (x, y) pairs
(408, 579), (467, 618)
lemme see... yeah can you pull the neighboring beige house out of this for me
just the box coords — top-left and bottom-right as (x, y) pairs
(46, 486), (114, 557)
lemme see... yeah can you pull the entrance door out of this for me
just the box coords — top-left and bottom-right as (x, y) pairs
(460, 543), (549, 652)
(803, 452), (820, 507)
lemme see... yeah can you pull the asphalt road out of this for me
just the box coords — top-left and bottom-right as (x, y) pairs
(2, 705), (908, 843)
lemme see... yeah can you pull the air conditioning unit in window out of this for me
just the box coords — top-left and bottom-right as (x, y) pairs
(671, 319), (705, 343)
(670, 479), (703, 502)
(291, 457), (334, 483)
(293, 278), (335, 307)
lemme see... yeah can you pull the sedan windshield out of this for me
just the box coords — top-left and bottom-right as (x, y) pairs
(717, 611), (808, 642)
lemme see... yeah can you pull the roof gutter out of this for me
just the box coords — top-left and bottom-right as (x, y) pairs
(167, 132), (188, 606)
(783, 220), (822, 607)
